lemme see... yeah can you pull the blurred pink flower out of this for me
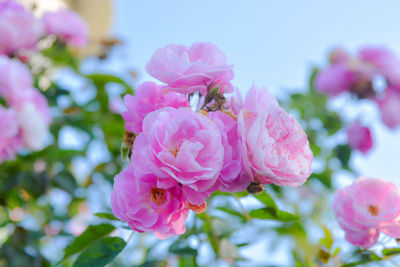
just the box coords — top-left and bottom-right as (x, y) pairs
(0, 56), (51, 151)
(381, 220), (400, 238)
(208, 111), (250, 192)
(108, 97), (125, 114)
(0, 55), (33, 100)
(43, 9), (88, 47)
(376, 88), (400, 129)
(0, 0), (43, 55)
(111, 164), (189, 239)
(146, 42), (234, 95)
(122, 82), (188, 134)
(333, 177), (400, 248)
(15, 102), (50, 151)
(344, 228), (380, 249)
(237, 85), (313, 186)
(131, 107), (224, 205)
(329, 47), (350, 64)
(0, 107), (22, 163)
(347, 121), (373, 154)
(314, 63), (357, 96)
(358, 46), (400, 87)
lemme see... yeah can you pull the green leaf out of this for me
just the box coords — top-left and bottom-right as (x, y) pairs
(216, 207), (247, 222)
(72, 237), (126, 267)
(234, 191), (249, 198)
(94, 213), (120, 222)
(253, 191), (277, 209)
(382, 248), (400, 256)
(60, 224), (115, 263)
(169, 242), (198, 257)
(86, 74), (133, 93)
(335, 144), (352, 169)
(319, 226), (333, 250)
(249, 208), (299, 221)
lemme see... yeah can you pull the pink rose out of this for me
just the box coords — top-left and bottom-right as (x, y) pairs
(208, 111), (250, 192)
(358, 46), (395, 69)
(122, 82), (188, 134)
(0, 0), (43, 55)
(333, 177), (400, 248)
(237, 86), (313, 186)
(0, 55), (33, 100)
(111, 164), (189, 239)
(146, 43), (234, 95)
(376, 88), (400, 129)
(358, 46), (400, 87)
(131, 107), (224, 205)
(314, 63), (356, 96)
(346, 121), (373, 154)
(43, 9), (88, 47)
(0, 56), (51, 151)
(0, 107), (22, 163)
(329, 47), (350, 64)
(344, 228), (380, 249)
(108, 97), (125, 114)
(381, 220), (400, 238)
(6, 87), (52, 151)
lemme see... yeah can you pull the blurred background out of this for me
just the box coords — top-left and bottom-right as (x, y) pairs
(1, 0), (400, 266)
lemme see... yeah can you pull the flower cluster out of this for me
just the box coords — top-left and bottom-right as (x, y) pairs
(333, 177), (400, 248)
(111, 42), (313, 239)
(0, 0), (88, 57)
(315, 46), (400, 154)
(0, 56), (51, 163)
(0, 0), (88, 163)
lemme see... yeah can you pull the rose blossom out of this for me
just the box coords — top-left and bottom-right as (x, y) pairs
(346, 121), (373, 154)
(146, 42), (234, 95)
(0, 107), (22, 163)
(376, 88), (400, 129)
(332, 177), (400, 248)
(314, 63), (357, 96)
(236, 85), (313, 187)
(315, 47), (379, 98)
(0, 55), (33, 100)
(208, 111), (250, 192)
(131, 107), (224, 205)
(358, 46), (400, 87)
(43, 9), (89, 47)
(122, 82), (188, 134)
(344, 228), (380, 249)
(0, 0), (43, 55)
(16, 102), (49, 151)
(111, 164), (189, 239)
(329, 47), (350, 64)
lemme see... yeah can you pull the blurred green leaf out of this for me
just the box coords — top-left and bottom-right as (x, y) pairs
(72, 237), (126, 267)
(319, 226), (333, 250)
(254, 191), (277, 209)
(169, 242), (197, 257)
(249, 207), (299, 221)
(216, 207), (247, 222)
(60, 223), (115, 263)
(86, 74), (133, 93)
(335, 144), (352, 169)
(94, 213), (120, 222)
(382, 247), (400, 256)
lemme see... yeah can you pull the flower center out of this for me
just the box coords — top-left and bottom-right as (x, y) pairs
(367, 204), (379, 216)
(170, 147), (179, 157)
(150, 188), (167, 206)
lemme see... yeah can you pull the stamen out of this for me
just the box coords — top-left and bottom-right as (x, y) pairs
(367, 205), (379, 216)
(150, 188), (167, 206)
